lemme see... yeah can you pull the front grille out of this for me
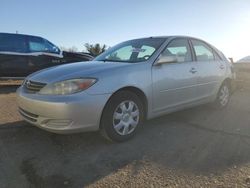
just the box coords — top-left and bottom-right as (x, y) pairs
(24, 80), (46, 93)
(19, 108), (38, 122)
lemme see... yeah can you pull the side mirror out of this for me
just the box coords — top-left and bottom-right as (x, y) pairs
(155, 56), (177, 66)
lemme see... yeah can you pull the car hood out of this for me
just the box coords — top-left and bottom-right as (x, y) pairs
(28, 61), (130, 83)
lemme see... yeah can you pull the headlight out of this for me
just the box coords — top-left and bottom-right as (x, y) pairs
(39, 78), (97, 95)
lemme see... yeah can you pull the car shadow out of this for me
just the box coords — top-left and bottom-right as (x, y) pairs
(1, 105), (250, 188)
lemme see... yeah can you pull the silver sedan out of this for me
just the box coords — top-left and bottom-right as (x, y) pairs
(17, 36), (234, 142)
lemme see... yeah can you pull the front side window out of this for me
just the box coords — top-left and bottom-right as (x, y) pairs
(95, 38), (165, 63)
(0, 34), (27, 53)
(213, 50), (221, 61)
(28, 37), (46, 52)
(191, 40), (214, 61)
(44, 40), (60, 54)
(160, 38), (192, 63)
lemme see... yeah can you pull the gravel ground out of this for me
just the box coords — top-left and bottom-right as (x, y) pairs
(0, 85), (250, 187)
(0, 80), (22, 86)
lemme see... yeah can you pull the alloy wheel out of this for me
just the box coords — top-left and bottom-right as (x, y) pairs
(112, 100), (140, 136)
(219, 85), (230, 106)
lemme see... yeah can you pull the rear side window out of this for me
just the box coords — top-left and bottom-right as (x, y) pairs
(0, 34), (27, 53)
(161, 38), (192, 63)
(191, 40), (214, 61)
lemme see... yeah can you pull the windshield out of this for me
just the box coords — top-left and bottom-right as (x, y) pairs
(95, 38), (166, 63)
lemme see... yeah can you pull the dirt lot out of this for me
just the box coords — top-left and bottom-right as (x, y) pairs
(0, 85), (250, 188)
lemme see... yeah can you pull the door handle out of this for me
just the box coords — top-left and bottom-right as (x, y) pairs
(189, 68), (197, 74)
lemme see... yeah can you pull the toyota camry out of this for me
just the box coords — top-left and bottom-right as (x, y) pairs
(17, 36), (234, 142)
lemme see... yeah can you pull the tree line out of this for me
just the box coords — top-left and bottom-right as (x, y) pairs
(60, 43), (107, 57)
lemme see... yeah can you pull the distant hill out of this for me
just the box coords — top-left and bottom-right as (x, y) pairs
(237, 56), (250, 63)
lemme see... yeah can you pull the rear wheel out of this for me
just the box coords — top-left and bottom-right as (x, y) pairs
(214, 82), (231, 108)
(100, 91), (144, 142)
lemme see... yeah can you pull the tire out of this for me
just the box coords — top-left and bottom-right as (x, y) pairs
(214, 81), (231, 109)
(100, 91), (144, 142)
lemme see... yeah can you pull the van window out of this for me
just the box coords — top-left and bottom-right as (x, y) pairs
(28, 37), (60, 54)
(44, 40), (60, 54)
(28, 36), (46, 52)
(0, 34), (27, 53)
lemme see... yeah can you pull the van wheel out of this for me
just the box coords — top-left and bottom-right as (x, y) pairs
(100, 91), (144, 142)
(214, 82), (231, 108)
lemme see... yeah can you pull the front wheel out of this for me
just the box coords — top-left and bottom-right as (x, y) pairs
(100, 91), (144, 142)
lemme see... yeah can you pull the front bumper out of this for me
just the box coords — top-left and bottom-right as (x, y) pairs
(16, 86), (111, 134)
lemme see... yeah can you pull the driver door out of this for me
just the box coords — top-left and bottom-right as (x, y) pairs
(152, 38), (199, 112)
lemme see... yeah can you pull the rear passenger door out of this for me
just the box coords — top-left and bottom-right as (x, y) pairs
(190, 39), (225, 100)
(0, 34), (29, 77)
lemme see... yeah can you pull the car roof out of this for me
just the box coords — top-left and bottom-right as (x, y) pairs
(136, 35), (217, 47)
(0, 33), (205, 42)
(134, 35), (207, 41)
(0, 32), (43, 39)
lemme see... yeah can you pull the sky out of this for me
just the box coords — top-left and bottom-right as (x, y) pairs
(1, 0), (250, 61)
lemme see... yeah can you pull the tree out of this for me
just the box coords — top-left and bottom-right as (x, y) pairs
(84, 43), (107, 56)
(108, 52), (121, 61)
(60, 46), (78, 52)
